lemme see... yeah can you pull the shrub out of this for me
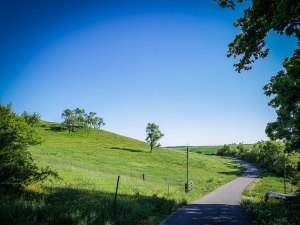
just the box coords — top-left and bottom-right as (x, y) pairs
(0, 102), (58, 188)
(217, 144), (233, 156)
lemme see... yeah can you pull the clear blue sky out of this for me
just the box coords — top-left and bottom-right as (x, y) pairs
(0, 0), (297, 146)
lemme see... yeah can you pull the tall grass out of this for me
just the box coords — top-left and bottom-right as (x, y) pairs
(242, 174), (300, 225)
(0, 121), (244, 224)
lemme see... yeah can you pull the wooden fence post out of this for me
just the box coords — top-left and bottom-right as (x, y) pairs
(113, 175), (120, 214)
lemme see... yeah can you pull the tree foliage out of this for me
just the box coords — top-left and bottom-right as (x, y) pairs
(214, 0), (300, 72)
(215, 0), (300, 153)
(217, 144), (233, 156)
(61, 109), (75, 132)
(21, 111), (41, 128)
(217, 141), (300, 177)
(0, 102), (58, 188)
(264, 50), (300, 152)
(61, 108), (105, 132)
(145, 123), (164, 153)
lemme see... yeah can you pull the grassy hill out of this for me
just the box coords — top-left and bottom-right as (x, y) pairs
(1, 121), (244, 225)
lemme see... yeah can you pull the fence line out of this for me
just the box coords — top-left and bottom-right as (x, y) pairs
(0, 178), (186, 196)
(0, 179), (188, 187)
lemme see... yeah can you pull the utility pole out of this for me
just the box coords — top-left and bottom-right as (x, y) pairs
(284, 155), (287, 194)
(185, 144), (193, 193)
(186, 145), (189, 184)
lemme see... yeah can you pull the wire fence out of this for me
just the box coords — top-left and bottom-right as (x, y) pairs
(0, 175), (188, 196)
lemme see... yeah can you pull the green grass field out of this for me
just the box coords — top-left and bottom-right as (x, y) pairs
(0, 121), (244, 225)
(166, 144), (253, 155)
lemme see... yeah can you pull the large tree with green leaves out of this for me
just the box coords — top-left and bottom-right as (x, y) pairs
(86, 111), (97, 129)
(61, 109), (75, 132)
(0, 102), (58, 188)
(74, 107), (86, 130)
(264, 50), (300, 153)
(61, 108), (105, 132)
(215, 0), (300, 152)
(95, 117), (106, 130)
(145, 123), (164, 153)
(214, 0), (300, 72)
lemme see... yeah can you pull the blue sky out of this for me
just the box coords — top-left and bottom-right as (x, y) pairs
(0, 0), (297, 146)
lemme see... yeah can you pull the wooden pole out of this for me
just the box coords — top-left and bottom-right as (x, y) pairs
(284, 156), (287, 194)
(187, 146), (189, 183)
(113, 175), (120, 213)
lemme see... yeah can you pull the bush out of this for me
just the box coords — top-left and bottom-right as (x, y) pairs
(0, 102), (58, 188)
(217, 144), (233, 156)
(50, 126), (63, 131)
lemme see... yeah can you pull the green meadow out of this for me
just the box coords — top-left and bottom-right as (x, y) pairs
(167, 144), (253, 155)
(0, 121), (244, 225)
(165, 145), (221, 154)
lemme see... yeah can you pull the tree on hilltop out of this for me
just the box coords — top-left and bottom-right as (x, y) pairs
(86, 112), (97, 128)
(95, 117), (106, 130)
(61, 109), (75, 132)
(214, 0), (300, 153)
(74, 108), (86, 130)
(145, 123), (164, 153)
(61, 108), (105, 132)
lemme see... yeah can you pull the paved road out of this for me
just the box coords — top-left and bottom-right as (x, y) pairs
(163, 159), (260, 225)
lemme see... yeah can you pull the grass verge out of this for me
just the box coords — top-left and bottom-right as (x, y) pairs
(242, 173), (300, 225)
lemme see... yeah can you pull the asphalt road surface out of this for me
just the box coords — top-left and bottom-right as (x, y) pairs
(163, 158), (260, 225)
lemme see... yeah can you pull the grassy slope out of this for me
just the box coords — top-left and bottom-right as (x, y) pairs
(32, 122), (243, 197)
(1, 121), (244, 225)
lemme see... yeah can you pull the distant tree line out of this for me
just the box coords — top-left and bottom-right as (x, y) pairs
(217, 141), (300, 178)
(61, 108), (105, 132)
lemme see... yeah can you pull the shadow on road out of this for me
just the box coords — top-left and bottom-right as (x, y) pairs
(163, 203), (255, 225)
